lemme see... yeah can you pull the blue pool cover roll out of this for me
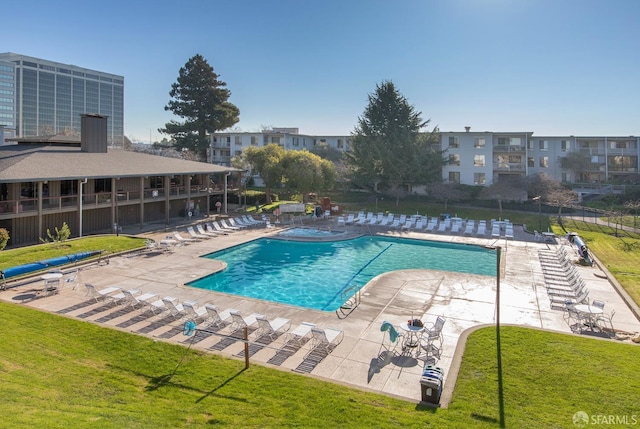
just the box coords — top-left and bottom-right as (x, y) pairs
(1, 250), (100, 279)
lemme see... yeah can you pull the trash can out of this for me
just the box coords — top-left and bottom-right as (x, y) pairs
(420, 366), (444, 404)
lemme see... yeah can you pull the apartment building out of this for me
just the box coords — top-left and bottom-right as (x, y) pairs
(210, 128), (351, 166)
(435, 130), (639, 187)
(0, 53), (124, 147)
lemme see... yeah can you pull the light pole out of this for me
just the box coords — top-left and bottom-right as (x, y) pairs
(532, 196), (542, 231)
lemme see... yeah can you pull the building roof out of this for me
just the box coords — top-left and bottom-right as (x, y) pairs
(0, 144), (239, 183)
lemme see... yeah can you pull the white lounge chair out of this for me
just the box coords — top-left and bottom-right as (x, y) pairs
(207, 222), (229, 235)
(85, 284), (121, 303)
(344, 213), (355, 225)
(309, 327), (344, 353)
(464, 220), (475, 236)
(187, 226), (209, 240)
(196, 224), (218, 237)
(162, 297), (187, 320)
(227, 218), (247, 229)
(219, 219), (240, 231)
(285, 322), (316, 346)
(122, 289), (158, 310)
(173, 231), (198, 244)
(255, 316), (291, 341)
(229, 310), (264, 331)
(204, 304), (235, 329)
(182, 301), (209, 322)
(211, 221), (235, 234)
(337, 216), (345, 227)
(390, 214), (406, 228)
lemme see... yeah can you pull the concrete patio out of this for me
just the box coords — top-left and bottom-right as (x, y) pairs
(2, 217), (639, 405)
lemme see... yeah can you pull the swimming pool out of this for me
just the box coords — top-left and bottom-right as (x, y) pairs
(187, 236), (496, 312)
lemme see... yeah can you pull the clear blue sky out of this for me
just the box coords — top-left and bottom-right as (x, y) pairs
(5, 0), (640, 142)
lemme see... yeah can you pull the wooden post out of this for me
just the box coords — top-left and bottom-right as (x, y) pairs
(244, 326), (250, 369)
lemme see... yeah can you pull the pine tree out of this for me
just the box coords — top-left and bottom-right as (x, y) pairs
(348, 81), (443, 205)
(161, 54), (240, 161)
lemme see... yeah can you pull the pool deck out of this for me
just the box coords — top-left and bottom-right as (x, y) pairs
(2, 218), (639, 405)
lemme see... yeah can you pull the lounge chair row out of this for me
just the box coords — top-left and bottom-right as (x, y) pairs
(169, 216), (268, 245)
(538, 248), (590, 309)
(83, 283), (343, 354)
(342, 211), (510, 238)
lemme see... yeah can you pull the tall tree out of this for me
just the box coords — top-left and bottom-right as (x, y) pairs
(160, 54), (240, 161)
(348, 80), (443, 205)
(243, 144), (286, 204)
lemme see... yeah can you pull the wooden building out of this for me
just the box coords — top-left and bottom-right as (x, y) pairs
(0, 115), (239, 246)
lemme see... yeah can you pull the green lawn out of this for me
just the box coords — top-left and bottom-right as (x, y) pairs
(554, 218), (640, 306)
(0, 303), (638, 428)
(0, 236), (146, 272)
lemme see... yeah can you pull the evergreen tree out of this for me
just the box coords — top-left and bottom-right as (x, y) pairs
(160, 54), (239, 161)
(348, 81), (443, 204)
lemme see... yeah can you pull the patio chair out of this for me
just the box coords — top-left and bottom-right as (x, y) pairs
(187, 226), (209, 240)
(196, 224), (218, 237)
(207, 222), (229, 235)
(255, 316), (291, 341)
(84, 284), (121, 303)
(423, 315), (446, 345)
(122, 289), (158, 310)
(142, 296), (169, 315)
(173, 231), (198, 244)
(310, 327), (344, 353)
(162, 297), (187, 320)
(204, 304), (235, 329)
(227, 218), (247, 229)
(285, 322), (316, 346)
(337, 216), (346, 227)
(344, 213), (355, 225)
(229, 310), (264, 331)
(596, 309), (616, 332)
(564, 301), (584, 333)
(219, 219), (241, 231)
(378, 321), (404, 359)
(182, 301), (210, 323)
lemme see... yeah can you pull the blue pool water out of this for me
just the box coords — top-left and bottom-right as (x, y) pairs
(277, 227), (345, 238)
(187, 236), (496, 312)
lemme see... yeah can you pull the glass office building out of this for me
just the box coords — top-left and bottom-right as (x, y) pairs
(0, 53), (124, 147)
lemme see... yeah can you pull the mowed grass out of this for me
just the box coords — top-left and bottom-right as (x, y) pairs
(555, 218), (640, 306)
(1, 303), (638, 428)
(0, 236), (146, 271)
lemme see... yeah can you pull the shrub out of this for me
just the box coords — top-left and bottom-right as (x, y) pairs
(41, 222), (71, 246)
(0, 228), (9, 251)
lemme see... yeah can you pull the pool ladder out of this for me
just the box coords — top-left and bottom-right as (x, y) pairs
(336, 285), (361, 319)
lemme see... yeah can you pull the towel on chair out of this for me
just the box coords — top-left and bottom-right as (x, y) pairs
(380, 321), (399, 342)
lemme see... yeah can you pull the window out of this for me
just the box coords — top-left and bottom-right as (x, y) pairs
(235, 136), (242, 145)
(448, 136), (459, 148)
(292, 137), (299, 146)
(539, 140), (548, 151)
(561, 140), (569, 152)
(474, 173), (486, 185)
(474, 137), (485, 148)
(528, 157), (535, 168)
(251, 136), (258, 146)
(449, 154), (460, 166)
(448, 171), (460, 183)
(61, 180), (78, 195)
(337, 139), (343, 149)
(148, 177), (163, 189)
(540, 156), (549, 168)
(527, 140), (534, 150)
(270, 136), (280, 144)
(95, 179), (112, 193)
(473, 155), (485, 167)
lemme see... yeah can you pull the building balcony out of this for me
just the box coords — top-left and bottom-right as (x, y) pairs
(493, 163), (526, 172)
(493, 144), (526, 153)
